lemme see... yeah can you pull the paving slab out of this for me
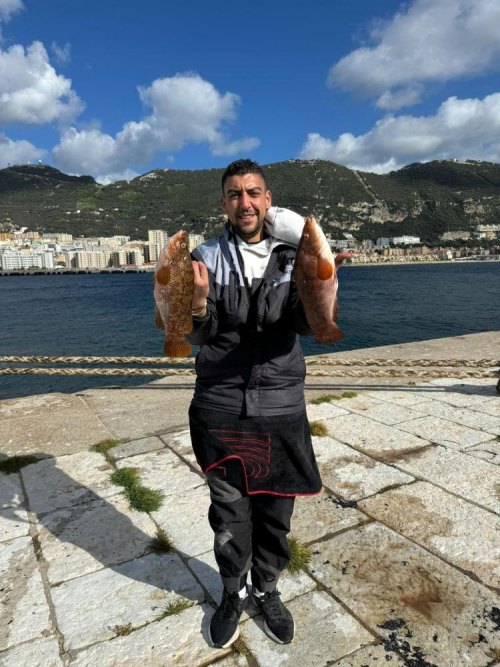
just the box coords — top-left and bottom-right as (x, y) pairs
(240, 590), (373, 667)
(467, 439), (500, 465)
(0, 393), (82, 421)
(420, 389), (494, 409)
(427, 378), (500, 397)
(70, 603), (230, 666)
(115, 449), (204, 496)
(409, 398), (500, 434)
(397, 415), (496, 449)
(392, 445), (500, 513)
(306, 402), (350, 421)
(187, 548), (316, 610)
(0, 473), (24, 509)
(330, 643), (406, 666)
(51, 552), (204, 651)
(313, 436), (414, 501)
(321, 413), (430, 460)
(475, 397), (500, 418)
(0, 506), (30, 543)
(364, 389), (430, 407)
(0, 536), (52, 651)
(359, 481), (500, 588)
(0, 637), (63, 667)
(80, 387), (191, 439)
(329, 393), (422, 425)
(151, 484), (213, 557)
(36, 493), (158, 585)
(0, 405), (113, 457)
(109, 436), (167, 460)
(159, 429), (199, 467)
(292, 492), (369, 544)
(309, 523), (500, 667)
(21, 452), (119, 515)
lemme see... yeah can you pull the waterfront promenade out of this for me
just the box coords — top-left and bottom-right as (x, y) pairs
(0, 333), (499, 666)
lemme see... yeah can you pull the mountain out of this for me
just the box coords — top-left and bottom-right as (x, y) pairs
(1, 159), (499, 243)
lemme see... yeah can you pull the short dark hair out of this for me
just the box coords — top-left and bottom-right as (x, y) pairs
(221, 159), (266, 192)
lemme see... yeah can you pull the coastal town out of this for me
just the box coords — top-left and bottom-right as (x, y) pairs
(1, 224), (499, 274)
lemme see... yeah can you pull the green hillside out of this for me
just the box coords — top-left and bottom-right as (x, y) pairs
(1, 159), (499, 243)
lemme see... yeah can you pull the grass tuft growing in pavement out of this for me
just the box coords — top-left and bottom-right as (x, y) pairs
(157, 598), (194, 619)
(310, 393), (341, 404)
(110, 467), (141, 490)
(111, 466), (164, 512)
(128, 484), (164, 513)
(113, 623), (133, 636)
(310, 391), (357, 405)
(90, 438), (121, 461)
(232, 637), (250, 656)
(0, 455), (39, 474)
(287, 535), (312, 573)
(149, 528), (174, 553)
(310, 421), (328, 437)
(341, 391), (357, 398)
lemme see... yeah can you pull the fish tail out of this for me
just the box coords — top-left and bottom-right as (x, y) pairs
(163, 336), (192, 358)
(315, 322), (344, 344)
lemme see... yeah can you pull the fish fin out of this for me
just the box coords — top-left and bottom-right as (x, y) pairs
(154, 306), (164, 329)
(317, 257), (334, 280)
(156, 265), (170, 285)
(163, 336), (191, 358)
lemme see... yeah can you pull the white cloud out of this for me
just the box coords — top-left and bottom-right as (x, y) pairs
(329, 0), (500, 109)
(0, 133), (46, 167)
(50, 41), (71, 66)
(0, 0), (23, 24)
(300, 92), (500, 172)
(0, 41), (83, 124)
(53, 73), (260, 180)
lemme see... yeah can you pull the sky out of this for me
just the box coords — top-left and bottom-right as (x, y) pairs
(1, 0), (500, 183)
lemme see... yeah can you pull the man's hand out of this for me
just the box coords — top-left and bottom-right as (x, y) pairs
(192, 260), (209, 311)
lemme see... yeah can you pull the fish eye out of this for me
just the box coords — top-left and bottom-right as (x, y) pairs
(304, 233), (309, 240)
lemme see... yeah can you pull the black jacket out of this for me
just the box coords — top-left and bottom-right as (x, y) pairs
(188, 224), (311, 416)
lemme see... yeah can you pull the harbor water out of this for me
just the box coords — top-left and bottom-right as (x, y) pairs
(1, 262), (499, 399)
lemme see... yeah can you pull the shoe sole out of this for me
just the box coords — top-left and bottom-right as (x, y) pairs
(263, 621), (294, 645)
(209, 625), (240, 649)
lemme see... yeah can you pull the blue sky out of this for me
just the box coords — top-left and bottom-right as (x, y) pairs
(1, 0), (499, 182)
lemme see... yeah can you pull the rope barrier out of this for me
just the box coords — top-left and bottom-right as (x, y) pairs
(0, 355), (497, 368)
(0, 355), (497, 381)
(0, 366), (497, 379)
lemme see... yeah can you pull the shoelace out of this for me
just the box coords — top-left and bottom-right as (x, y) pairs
(261, 591), (282, 614)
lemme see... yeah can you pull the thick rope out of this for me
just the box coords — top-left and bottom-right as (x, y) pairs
(0, 367), (496, 378)
(0, 355), (497, 368)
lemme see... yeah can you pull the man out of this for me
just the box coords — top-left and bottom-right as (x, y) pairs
(188, 159), (322, 649)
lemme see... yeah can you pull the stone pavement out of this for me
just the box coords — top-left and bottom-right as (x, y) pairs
(0, 333), (499, 667)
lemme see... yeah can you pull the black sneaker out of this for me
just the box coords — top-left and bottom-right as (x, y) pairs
(253, 589), (294, 644)
(209, 589), (248, 648)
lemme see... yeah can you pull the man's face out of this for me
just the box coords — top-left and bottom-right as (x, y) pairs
(221, 173), (271, 243)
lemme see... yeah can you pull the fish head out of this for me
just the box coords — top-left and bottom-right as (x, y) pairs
(155, 229), (190, 286)
(167, 230), (190, 260)
(298, 217), (324, 256)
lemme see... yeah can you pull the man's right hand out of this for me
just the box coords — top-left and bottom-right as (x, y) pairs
(192, 260), (209, 311)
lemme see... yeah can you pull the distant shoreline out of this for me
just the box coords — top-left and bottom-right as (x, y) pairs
(1, 258), (499, 277)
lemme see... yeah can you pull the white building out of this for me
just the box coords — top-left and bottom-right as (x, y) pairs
(0, 249), (54, 270)
(392, 235), (421, 245)
(189, 233), (205, 251)
(148, 230), (168, 257)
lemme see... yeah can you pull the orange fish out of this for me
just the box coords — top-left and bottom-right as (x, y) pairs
(153, 230), (194, 357)
(294, 217), (348, 344)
